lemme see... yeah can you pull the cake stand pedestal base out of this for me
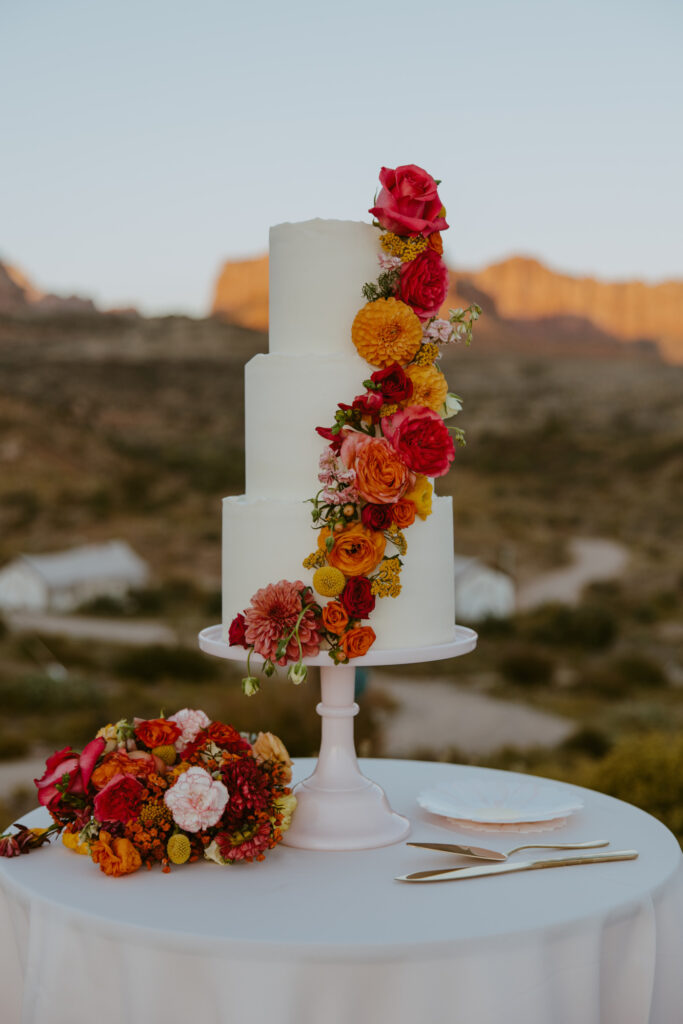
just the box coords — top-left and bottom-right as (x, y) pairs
(282, 665), (410, 850)
(198, 625), (477, 851)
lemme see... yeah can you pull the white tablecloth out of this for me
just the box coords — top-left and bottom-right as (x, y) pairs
(1, 759), (682, 1024)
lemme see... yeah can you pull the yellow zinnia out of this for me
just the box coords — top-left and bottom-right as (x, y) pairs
(405, 363), (449, 412)
(403, 475), (433, 520)
(351, 298), (422, 368)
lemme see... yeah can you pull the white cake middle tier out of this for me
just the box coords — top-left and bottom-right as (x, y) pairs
(222, 493), (456, 652)
(245, 350), (371, 500)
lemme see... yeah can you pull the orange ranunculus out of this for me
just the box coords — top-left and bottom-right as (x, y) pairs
(351, 298), (422, 368)
(135, 718), (181, 750)
(90, 831), (142, 877)
(322, 601), (350, 635)
(354, 438), (411, 505)
(318, 523), (386, 577)
(340, 626), (376, 659)
(392, 499), (416, 528)
(427, 232), (444, 255)
(90, 750), (157, 791)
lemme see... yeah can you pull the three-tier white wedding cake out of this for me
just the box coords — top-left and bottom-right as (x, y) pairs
(222, 218), (456, 651)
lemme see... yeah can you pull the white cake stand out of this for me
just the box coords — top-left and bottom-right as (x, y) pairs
(198, 624), (477, 851)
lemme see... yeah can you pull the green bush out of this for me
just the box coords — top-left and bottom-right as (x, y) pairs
(522, 602), (617, 650)
(114, 644), (217, 683)
(0, 674), (102, 713)
(560, 726), (612, 759)
(498, 648), (554, 687)
(476, 615), (516, 638)
(611, 654), (667, 689)
(585, 732), (683, 839)
(0, 734), (30, 760)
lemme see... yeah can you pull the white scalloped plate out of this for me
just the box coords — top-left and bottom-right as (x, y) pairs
(417, 777), (583, 825)
(444, 815), (570, 834)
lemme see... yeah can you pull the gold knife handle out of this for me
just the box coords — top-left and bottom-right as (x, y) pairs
(397, 850), (639, 882)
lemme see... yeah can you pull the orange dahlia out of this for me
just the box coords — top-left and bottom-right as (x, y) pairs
(351, 298), (422, 368)
(405, 363), (449, 411)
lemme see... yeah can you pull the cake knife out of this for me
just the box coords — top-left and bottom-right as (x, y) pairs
(395, 849), (638, 882)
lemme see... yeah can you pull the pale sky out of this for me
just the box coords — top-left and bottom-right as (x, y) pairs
(2, 0), (682, 315)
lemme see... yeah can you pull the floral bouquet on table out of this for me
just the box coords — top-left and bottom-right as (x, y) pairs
(0, 709), (295, 876)
(228, 164), (480, 693)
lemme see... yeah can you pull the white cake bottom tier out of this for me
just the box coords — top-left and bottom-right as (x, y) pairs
(245, 351), (370, 500)
(222, 494), (456, 652)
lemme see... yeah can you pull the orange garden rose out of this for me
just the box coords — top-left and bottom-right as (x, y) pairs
(90, 831), (142, 877)
(341, 626), (376, 659)
(322, 601), (350, 635)
(351, 298), (422, 367)
(405, 363), (449, 412)
(91, 751), (159, 791)
(318, 523), (386, 577)
(135, 718), (181, 749)
(403, 475), (433, 520)
(354, 437), (411, 505)
(392, 499), (416, 528)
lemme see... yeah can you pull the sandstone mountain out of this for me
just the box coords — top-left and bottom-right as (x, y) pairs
(212, 253), (682, 362)
(0, 260), (97, 316)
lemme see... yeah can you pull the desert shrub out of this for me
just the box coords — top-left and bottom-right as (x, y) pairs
(0, 733), (30, 760)
(611, 654), (667, 689)
(114, 644), (217, 683)
(560, 726), (612, 759)
(498, 648), (554, 687)
(585, 732), (683, 839)
(77, 594), (128, 616)
(521, 602), (617, 650)
(0, 673), (102, 713)
(0, 613), (7, 640)
(476, 615), (516, 638)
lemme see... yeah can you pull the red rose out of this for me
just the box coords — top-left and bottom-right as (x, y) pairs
(352, 391), (384, 418)
(341, 577), (376, 619)
(228, 613), (248, 648)
(361, 503), (393, 531)
(397, 249), (449, 321)
(382, 406), (455, 478)
(369, 165), (448, 237)
(370, 363), (414, 403)
(93, 773), (144, 824)
(34, 737), (105, 812)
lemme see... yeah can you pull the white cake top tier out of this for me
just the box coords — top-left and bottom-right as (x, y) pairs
(268, 219), (381, 356)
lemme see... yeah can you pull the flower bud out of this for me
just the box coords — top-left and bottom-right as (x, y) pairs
(242, 676), (260, 696)
(287, 661), (307, 685)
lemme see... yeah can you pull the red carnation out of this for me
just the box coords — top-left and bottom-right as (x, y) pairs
(370, 362), (414, 403)
(397, 248), (449, 321)
(382, 406), (455, 478)
(361, 503), (393, 531)
(369, 164), (448, 237)
(341, 577), (376, 619)
(228, 613), (248, 648)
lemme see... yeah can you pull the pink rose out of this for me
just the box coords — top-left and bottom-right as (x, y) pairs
(382, 406), (455, 478)
(167, 708), (212, 752)
(369, 165), (448, 237)
(34, 737), (105, 811)
(93, 773), (144, 824)
(164, 766), (229, 832)
(397, 249), (449, 321)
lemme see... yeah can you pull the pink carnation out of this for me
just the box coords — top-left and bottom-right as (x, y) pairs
(167, 708), (211, 752)
(164, 766), (229, 832)
(244, 580), (321, 666)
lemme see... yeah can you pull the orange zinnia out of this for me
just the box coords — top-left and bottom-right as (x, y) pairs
(405, 363), (449, 412)
(351, 298), (422, 368)
(318, 523), (386, 577)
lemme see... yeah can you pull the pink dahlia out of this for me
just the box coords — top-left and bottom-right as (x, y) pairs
(244, 580), (321, 665)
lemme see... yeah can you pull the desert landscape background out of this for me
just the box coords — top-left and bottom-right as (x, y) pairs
(1, 249), (682, 839)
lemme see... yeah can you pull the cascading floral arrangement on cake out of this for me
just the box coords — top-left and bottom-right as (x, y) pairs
(226, 165), (480, 692)
(0, 710), (295, 875)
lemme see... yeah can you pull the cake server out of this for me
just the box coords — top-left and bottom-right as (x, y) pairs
(407, 839), (609, 862)
(395, 849), (638, 882)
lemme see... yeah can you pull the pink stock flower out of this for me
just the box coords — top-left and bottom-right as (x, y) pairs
(164, 766), (229, 833)
(167, 708), (211, 752)
(244, 580), (321, 665)
(423, 318), (454, 343)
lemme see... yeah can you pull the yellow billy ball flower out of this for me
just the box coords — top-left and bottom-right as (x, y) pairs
(312, 566), (346, 598)
(167, 833), (191, 865)
(152, 744), (177, 765)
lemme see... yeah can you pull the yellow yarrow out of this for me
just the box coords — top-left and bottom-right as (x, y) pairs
(167, 833), (191, 865)
(371, 557), (403, 599)
(413, 342), (440, 366)
(303, 550), (327, 570)
(140, 800), (172, 827)
(387, 526), (407, 556)
(403, 475), (433, 520)
(380, 232), (429, 262)
(379, 402), (398, 417)
(312, 565), (346, 598)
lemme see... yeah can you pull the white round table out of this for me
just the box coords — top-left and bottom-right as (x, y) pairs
(1, 759), (682, 1024)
